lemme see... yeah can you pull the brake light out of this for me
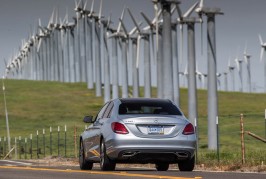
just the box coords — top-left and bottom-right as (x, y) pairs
(182, 123), (195, 135)
(111, 122), (129, 134)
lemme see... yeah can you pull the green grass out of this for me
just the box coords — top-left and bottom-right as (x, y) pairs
(0, 79), (265, 167)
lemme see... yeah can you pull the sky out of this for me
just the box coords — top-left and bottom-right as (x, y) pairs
(1, 0), (266, 93)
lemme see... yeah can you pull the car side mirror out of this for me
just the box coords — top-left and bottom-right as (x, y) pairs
(83, 116), (94, 123)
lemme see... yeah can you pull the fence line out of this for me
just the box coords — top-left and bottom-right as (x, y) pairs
(0, 114), (265, 165)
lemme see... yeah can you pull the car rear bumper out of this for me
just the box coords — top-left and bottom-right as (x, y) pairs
(105, 134), (196, 163)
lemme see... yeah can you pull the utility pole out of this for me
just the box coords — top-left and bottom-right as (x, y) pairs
(2, 77), (11, 153)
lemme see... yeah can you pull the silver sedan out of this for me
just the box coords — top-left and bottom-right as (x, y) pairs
(79, 98), (196, 171)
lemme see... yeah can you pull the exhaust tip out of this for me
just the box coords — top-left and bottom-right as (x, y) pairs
(122, 151), (138, 158)
(176, 152), (189, 159)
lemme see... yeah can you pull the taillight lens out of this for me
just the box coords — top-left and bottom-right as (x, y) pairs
(111, 122), (129, 134)
(182, 123), (195, 135)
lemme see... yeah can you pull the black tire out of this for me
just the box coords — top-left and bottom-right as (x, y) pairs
(155, 163), (169, 171)
(100, 140), (116, 171)
(79, 140), (93, 170)
(178, 156), (195, 171)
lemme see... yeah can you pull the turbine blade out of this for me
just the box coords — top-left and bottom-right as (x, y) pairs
(171, 6), (176, 15)
(199, 0), (204, 8)
(128, 8), (141, 33)
(152, 9), (162, 24)
(244, 41), (248, 54)
(98, 0), (103, 20)
(141, 12), (152, 27)
(74, 0), (78, 9)
(48, 9), (55, 28)
(77, 0), (82, 9)
(83, 0), (88, 10)
(119, 18), (128, 35)
(183, 2), (199, 18)
(259, 34), (263, 45)
(107, 14), (112, 29)
(117, 7), (125, 33)
(129, 22), (142, 36)
(4, 58), (7, 67)
(37, 38), (42, 52)
(136, 35), (141, 68)
(176, 4), (183, 19)
(184, 63), (188, 75)
(90, 0), (94, 15)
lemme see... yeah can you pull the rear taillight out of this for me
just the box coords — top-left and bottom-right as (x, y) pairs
(182, 123), (195, 135)
(111, 122), (129, 134)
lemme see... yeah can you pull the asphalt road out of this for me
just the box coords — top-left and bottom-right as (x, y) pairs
(0, 160), (265, 179)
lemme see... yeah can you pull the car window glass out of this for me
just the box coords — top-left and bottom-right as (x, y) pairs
(95, 102), (109, 121)
(103, 102), (114, 118)
(119, 102), (182, 115)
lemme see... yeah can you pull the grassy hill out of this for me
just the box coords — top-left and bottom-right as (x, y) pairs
(0, 79), (265, 166)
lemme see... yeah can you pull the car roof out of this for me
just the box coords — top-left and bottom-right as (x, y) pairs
(118, 98), (172, 104)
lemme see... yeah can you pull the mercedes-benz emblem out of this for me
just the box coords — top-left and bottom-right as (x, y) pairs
(154, 120), (158, 123)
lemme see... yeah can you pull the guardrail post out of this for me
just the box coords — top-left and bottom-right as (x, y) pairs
(240, 113), (245, 164)
(64, 125), (67, 157)
(14, 137), (17, 159)
(43, 129), (45, 157)
(30, 134), (32, 159)
(216, 116), (220, 163)
(58, 126), (60, 157)
(19, 136), (21, 159)
(25, 138), (27, 159)
(50, 127), (52, 156)
(37, 130), (39, 159)
(4, 137), (6, 157)
(264, 109), (266, 138)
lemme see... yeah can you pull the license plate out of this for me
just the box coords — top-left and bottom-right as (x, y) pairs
(148, 126), (164, 134)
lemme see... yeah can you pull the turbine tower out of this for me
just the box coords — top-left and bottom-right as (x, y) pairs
(259, 34), (266, 93)
(235, 56), (243, 92)
(196, 0), (223, 150)
(177, 1), (200, 127)
(228, 58), (235, 91)
(243, 44), (252, 93)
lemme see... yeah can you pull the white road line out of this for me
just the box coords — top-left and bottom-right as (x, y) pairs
(2, 160), (32, 166)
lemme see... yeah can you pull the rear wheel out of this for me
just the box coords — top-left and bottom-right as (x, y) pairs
(79, 140), (93, 170)
(155, 163), (169, 171)
(178, 156), (195, 171)
(100, 140), (116, 171)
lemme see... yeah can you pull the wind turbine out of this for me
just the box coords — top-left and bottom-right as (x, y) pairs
(128, 8), (151, 98)
(176, 1), (200, 127)
(258, 34), (266, 93)
(153, 0), (180, 101)
(243, 43), (252, 93)
(235, 55), (243, 92)
(196, 0), (223, 150)
(223, 71), (228, 91)
(74, 0), (82, 82)
(97, 0), (112, 103)
(66, 15), (76, 83)
(108, 8), (126, 99)
(228, 58), (235, 91)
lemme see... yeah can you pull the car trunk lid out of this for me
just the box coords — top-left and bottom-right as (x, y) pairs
(120, 115), (187, 138)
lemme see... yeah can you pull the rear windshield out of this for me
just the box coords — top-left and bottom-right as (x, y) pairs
(119, 101), (182, 115)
